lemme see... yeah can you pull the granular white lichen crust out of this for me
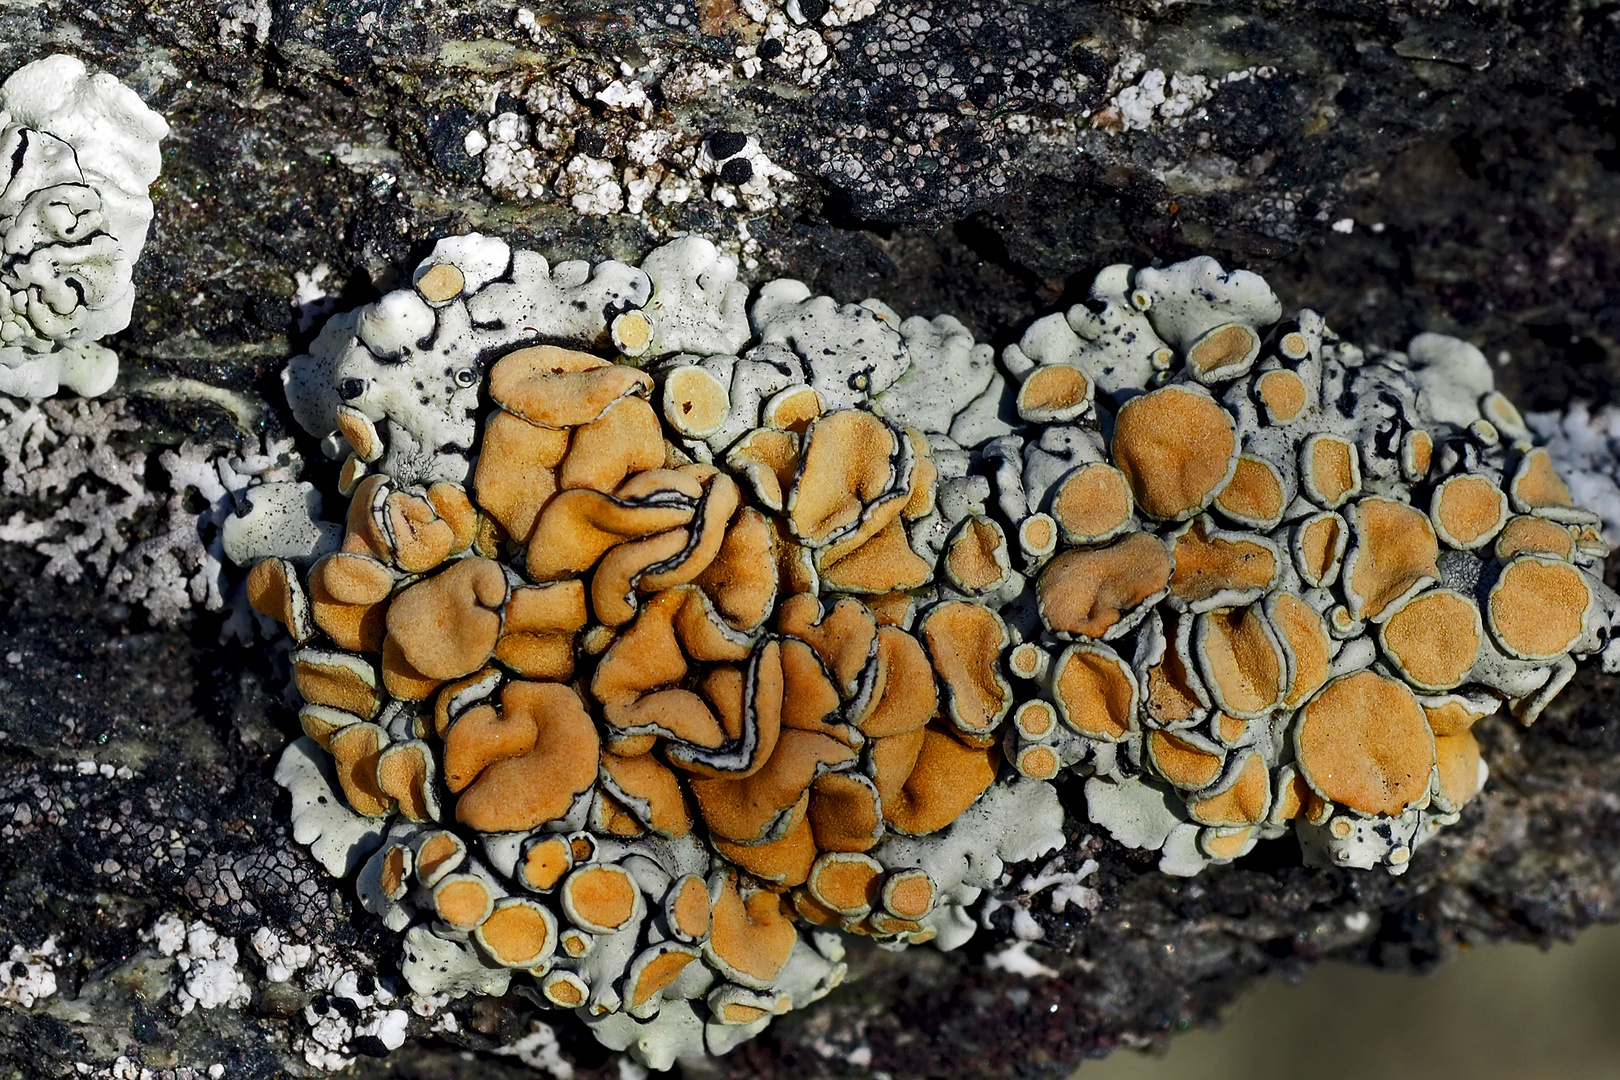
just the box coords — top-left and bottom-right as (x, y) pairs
(243, 233), (1620, 1067)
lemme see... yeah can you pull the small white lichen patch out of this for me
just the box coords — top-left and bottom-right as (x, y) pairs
(493, 1021), (576, 1079)
(478, 112), (553, 201)
(143, 916), (252, 1015)
(70, 1058), (225, 1080)
(1020, 856), (1103, 918)
(513, 6), (553, 45)
(250, 926), (313, 983)
(460, 9), (827, 231)
(0, 936), (59, 1007)
(736, 8), (831, 82)
(661, 61), (731, 104)
(595, 80), (651, 118)
(293, 263), (336, 333)
(555, 155), (625, 216)
(1100, 54), (1206, 132)
(983, 940), (1058, 979)
(301, 959), (410, 1069)
(1097, 56), (1271, 134)
(253, 934), (425, 1069)
(977, 855), (1100, 943)
(146, 913), (186, 956)
(218, 0), (272, 46)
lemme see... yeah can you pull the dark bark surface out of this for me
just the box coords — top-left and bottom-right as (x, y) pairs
(2, 1), (1619, 1077)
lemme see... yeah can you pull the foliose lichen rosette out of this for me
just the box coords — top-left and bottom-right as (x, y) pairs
(237, 233), (1620, 1065)
(242, 234), (1065, 1066)
(0, 55), (168, 399)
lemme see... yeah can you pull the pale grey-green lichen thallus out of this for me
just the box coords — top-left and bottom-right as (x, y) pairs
(0, 55), (168, 399)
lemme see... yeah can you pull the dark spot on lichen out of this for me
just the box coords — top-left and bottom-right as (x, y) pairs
(708, 131), (748, 159)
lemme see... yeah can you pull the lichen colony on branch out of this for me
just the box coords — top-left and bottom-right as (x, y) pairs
(236, 233), (1620, 1066)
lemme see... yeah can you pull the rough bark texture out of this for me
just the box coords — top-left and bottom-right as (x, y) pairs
(2, 1), (1619, 1077)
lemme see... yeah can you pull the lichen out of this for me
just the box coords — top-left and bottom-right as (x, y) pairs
(250, 232), (1068, 1066)
(144, 914), (254, 1015)
(0, 936), (58, 1008)
(0, 55), (167, 399)
(462, 3), (813, 233)
(243, 234), (1619, 1067)
(0, 395), (305, 627)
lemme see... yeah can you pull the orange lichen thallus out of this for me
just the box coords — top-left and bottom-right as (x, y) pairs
(256, 333), (1023, 1043)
